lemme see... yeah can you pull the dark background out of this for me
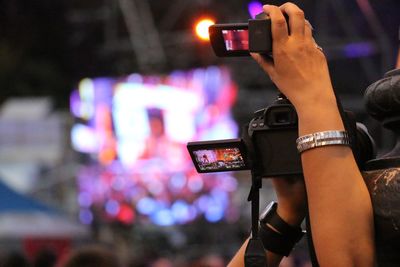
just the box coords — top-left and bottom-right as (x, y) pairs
(0, 0), (399, 114)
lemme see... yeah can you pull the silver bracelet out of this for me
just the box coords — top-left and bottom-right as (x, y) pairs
(296, 130), (350, 153)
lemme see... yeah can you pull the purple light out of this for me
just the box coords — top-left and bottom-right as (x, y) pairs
(211, 189), (229, 208)
(248, 1), (264, 19)
(70, 90), (81, 117)
(78, 192), (92, 207)
(169, 173), (187, 191)
(188, 177), (204, 193)
(218, 174), (238, 192)
(147, 180), (164, 195)
(344, 42), (375, 58)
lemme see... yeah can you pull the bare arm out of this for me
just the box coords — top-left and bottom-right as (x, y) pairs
(251, 3), (375, 266)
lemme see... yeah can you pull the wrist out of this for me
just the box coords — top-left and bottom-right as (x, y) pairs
(291, 84), (337, 112)
(258, 202), (306, 256)
(296, 98), (345, 135)
(276, 205), (305, 227)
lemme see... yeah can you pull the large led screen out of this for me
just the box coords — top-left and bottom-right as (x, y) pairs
(70, 66), (240, 226)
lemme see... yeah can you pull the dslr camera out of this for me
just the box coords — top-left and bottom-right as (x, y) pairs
(187, 95), (375, 178)
(187, 95), (300, 177)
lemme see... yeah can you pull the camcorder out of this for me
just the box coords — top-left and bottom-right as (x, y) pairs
(208, 12), (277, 57)
(187, 13), (376, 178)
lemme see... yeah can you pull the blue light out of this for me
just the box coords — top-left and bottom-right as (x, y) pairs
(196, 195), (210, 212)
(248, 1), (264, 19)
(79, 209), (93, 224)
(211, 189), (229, 208)
(171, 200), (190, 224)
(137, 197), (158, 215)
(105, 200), (120, 216)
(205, 203), (224, 222)
(152, 209), (175, 226)
(188, 205), (198, 221)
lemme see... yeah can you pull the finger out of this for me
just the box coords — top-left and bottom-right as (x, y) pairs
(305, 19), (313, 39)
(263, 4), (289, 43)
(279, 2), (305, 37)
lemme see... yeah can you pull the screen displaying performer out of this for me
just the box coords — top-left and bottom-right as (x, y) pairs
(222, 29), (249, 51)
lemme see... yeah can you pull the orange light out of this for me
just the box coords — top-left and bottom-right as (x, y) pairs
(195, 18), (215, 41)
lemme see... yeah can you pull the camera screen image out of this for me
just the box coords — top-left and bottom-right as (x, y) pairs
(222, 29), (249, 51)
(192, 147), (246, 172)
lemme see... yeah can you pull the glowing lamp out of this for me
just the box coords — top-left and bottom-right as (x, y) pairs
(195, 18), (215, 41)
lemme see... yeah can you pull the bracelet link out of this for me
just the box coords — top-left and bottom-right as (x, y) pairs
(296, 130), (350, 153)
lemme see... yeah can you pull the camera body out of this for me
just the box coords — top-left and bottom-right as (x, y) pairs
(187, 96), (301, 178)
(187, 96), (376, 178)
(208, 13), (274, 57)
(246, 98), (300, 177)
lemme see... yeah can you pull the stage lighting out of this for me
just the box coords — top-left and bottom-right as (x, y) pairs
(248, 1), (263, 19)
(195, 18), (215, 41)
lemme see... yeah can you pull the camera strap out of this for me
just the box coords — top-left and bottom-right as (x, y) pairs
(245, 177), (267, 267)
(242, 124), (268, 267)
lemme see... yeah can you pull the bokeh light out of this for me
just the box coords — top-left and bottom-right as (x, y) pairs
(195, 18), (215, 41)
(248, 1), (264, 19)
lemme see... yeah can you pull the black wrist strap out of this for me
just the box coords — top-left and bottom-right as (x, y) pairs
(259, 222), (305, 256)
(260, 202), (304, 240)
(259, 202), (305, 256)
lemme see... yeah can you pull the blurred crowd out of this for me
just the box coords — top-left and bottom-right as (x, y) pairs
(0, 244), (313, 267)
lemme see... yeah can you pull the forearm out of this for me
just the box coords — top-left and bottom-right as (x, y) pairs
(297, 96), (375, 266)
(247, 2), (375, 264)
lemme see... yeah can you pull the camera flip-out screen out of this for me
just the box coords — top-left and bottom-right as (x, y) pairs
(222, 29), (249, 51)
(187, 139), (249, 173)
(209, 23), (250, 57)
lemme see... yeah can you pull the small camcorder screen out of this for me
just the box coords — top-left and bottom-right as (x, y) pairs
(192, 147), (246, 172)
(222, 29), (249, 51)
